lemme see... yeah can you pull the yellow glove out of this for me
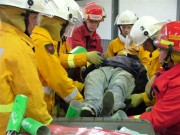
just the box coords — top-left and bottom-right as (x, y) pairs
(73, 81), (84, 92)
(117, 50), (128, 56)
(127, 94), (143, 108)
(87, 51), (104, 65)
(102, 52), (109, 58)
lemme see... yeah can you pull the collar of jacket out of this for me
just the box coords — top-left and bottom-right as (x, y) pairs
(139, 46), (160, 60)
(80, 23), (97, 37)
(32, 26), (58, 46)
(150, 49), (160, 60)
(0, 22), (35, 49)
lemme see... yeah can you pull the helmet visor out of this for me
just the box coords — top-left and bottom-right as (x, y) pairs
(63, 23), (74, 37)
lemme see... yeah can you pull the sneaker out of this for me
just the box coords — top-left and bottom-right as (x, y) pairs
(99, 91), (114, 117)
(80, 106), (96, 117)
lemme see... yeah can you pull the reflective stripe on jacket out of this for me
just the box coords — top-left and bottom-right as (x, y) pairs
(59, 41), (87, 68)
(0, 102), (13, 112)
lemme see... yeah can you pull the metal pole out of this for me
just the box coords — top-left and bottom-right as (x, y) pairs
(177, 0), (180, 20)
(111, 0), (119, 39)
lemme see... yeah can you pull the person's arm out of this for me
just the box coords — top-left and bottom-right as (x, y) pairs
(34, 40), (83, 103)
(127, 75), (156, 107)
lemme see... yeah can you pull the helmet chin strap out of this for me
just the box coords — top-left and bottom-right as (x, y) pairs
(118, 25), (126, 43)
(162, 45), (173, 70)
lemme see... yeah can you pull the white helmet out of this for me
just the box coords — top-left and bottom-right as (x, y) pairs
(65, 0), (83, 22)
(42, 0), (81, 24)
(0, 0), (48, 13)
(129, 16), (160, 46)
(115, 10), (138, 25)
(41, 0), (70, 20)
(42, 0), (81, 37)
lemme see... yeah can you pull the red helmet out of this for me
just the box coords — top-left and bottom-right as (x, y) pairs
(83, 2), (104, 21)
(155, 21), (180, 52)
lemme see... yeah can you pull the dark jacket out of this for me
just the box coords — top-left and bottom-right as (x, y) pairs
(82, 54), (148, 93)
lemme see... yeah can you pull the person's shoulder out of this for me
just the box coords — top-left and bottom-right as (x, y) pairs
(72, 24), (85, 35)
(74, 24), (84, 31)
(168, 64), (180, 77)
(110, 37), (121, 44)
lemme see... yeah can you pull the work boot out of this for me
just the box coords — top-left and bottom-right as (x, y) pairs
(80, 106), (96, 117)
(99, 91), (114, 117)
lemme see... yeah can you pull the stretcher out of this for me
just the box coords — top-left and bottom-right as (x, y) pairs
(52, 117), (156, 135)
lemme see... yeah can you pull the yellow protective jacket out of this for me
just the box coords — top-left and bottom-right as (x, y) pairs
(31, 26), (83, 108)
(59, 41), (87, 68)
(59, 41), (85, 93)
(107, 37), (138, 57)
(58, 40), (85, 93)
(0, 23), (52, 134)
(138, 46), (161, 106)
(107, 37), (125, 57)
(138, 46), (161, 78)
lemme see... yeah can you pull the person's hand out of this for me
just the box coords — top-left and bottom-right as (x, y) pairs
(126, 94), (143, 108)
(102, 52), (109, 58)
(145, 75), (156, 100)
(87, 51), (104, 65)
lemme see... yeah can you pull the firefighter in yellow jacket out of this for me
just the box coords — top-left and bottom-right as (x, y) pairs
(126, 16), (163, 108)
(31, 0), (104, 114)
(0, 0), (53, 134)
(106, 10), (138, 57)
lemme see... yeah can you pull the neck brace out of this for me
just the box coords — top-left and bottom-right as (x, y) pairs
(119, 34), (126, 43)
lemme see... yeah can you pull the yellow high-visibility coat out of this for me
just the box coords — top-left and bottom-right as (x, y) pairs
(0, 22), (52, 134)
(31, 26), (83, 114)
(138, 46), (161, 78)
(107, 37), (126, 57)
(59, 40), (87, 68)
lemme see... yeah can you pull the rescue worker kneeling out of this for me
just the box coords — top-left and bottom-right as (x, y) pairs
(31, 0), (104, 115)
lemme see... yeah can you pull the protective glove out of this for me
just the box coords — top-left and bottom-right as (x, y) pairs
(102, 52), (109, 58)
(117, 50), (128, 56)
(145, 75), (156, 100)
(73, 81), (84, 92)
(126, 94), (143, 108)
(87, 51), (104, 65)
